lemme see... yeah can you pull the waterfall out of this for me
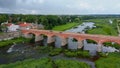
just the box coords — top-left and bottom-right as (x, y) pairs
(7, 42), (16, 53)
(7, 45), (15, 53)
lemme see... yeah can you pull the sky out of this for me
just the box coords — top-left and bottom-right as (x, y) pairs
(0, 0), (120, 15)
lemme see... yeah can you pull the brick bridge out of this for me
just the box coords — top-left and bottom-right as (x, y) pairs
(22, 29), (120, 52)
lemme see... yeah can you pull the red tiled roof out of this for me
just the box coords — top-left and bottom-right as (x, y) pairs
(19, 23), (31, 27)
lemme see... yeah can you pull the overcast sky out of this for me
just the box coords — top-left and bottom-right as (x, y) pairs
(0, 0), (120, 15)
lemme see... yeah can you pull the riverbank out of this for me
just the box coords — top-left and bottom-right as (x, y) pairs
(52, 22), (80, 31)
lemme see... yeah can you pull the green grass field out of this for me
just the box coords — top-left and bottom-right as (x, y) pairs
(86, 24), (118, 36)
(85, 19), (118, 36)
(85, 19), (109, 24)
(95, 52), (120, 68)
(52, 22), (80, 31)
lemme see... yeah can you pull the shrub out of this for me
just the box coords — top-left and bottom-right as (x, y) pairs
(77, 50), (90, 58)
(98, 52), (107, 57)
(64, 50), (77, 57)
(0, 37), (31, 47)
(64, 50), (90, 58)
(49, 48), (62, 56)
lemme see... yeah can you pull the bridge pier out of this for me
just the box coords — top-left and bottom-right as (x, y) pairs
(77, 40), (84, 50)
(34, 35), (44, 46)
(61, 38), (68, 49)
(24, 34), (33, 38)
(35, 35), (43, 42)
(97, 43), (103, 52)
(47, 36), (55, 47)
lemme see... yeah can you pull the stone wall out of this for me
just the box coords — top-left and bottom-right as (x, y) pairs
(0, 31), (22, 41)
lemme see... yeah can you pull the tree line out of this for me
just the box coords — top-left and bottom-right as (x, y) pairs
(0, 14), (120, 30)
(0, 14), (83, 30)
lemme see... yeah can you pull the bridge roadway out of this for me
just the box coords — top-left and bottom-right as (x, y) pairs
(22, 29), (120, 52)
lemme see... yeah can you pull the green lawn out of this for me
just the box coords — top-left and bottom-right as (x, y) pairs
(86, 26), (118, 36)
(0, 58), (90, 68)
(55, 59), (90, 68)
(52, 22), (80, 31)
(85, 19), (109, 24)
(95, 52), (120, 68)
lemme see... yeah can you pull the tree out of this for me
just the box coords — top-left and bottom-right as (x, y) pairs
(0, 14), (8, 24)
(0, 14), (8, 32)
(74, 18), (81, 23)
(116, 20), (120, 36)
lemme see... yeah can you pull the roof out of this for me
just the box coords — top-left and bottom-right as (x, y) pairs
(5, 23), (12, 26)
(18, 22), (31, 27)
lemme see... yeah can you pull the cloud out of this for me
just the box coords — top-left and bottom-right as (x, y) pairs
(0, 0), (120, 14)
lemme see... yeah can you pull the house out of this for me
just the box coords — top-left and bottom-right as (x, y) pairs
(3, 22), (44, 32)
(5, 23), (19, 32)
(31, 23), (44, 29)
(18, 22), (44, 30)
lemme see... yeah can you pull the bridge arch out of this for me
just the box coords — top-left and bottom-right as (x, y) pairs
(81, 38), (99, 44)
(101, 40), (120, 45)
(25, 32), (37, 36)
(25, 32), (36, 38)
(86, 39), (98, 44)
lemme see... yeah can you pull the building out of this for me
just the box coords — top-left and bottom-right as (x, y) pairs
(3, 22), (44, 32)
(18, 22), (44, 30)
(5, 23), (19, 32)
(18, 22), (32, 30)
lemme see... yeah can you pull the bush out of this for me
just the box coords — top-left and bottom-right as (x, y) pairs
(0, 37), (31, 47)
(77, 50), (90, 58)
(98, 52), (108, 57)
(64, 50), (77, 57)
(49, 48), (62, 56)
(64, 50), (90, 58)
